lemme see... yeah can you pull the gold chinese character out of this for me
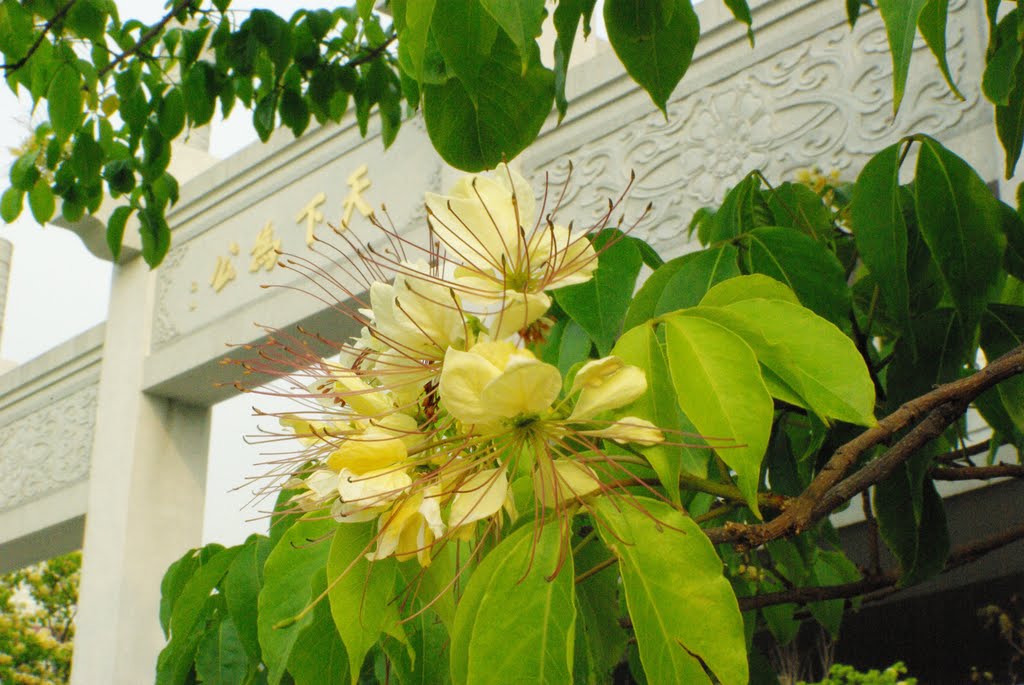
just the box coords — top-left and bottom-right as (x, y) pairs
(210, 256), (237, 292)
(296, 191), (327, 246)
(250, 221), (281, 273)
(228, 241), (240, 256)
(342, 163), (374, 228)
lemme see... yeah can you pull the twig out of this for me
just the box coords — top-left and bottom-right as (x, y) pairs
(862, 490), (880, 575)
(930, 463), (1024, 480)
(738, 521), (1024, 611)
(706, 344), (1024, 547)
(0, 0), (78, 74)
(98, 0), (193, 79)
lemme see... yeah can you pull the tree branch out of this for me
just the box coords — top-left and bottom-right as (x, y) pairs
(931, 463), (1024, 480)
(738, 520), (1024, 611)
(98, 0), (193, 79)
(705, 344), (1024, 547)
(0, 0), (78, 74)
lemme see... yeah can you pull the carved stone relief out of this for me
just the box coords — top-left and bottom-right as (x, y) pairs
(531, 0), (982, 255)
(0, 385), (98, 513)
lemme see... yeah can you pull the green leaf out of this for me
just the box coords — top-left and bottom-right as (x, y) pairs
(722, 0), (754, 45)
(885, 308), (967, 410)
(877, 0), (927, 113)
(156, 546), (242, 685)
(624, 254), (691, 330)
(614, 324), (712, 499)
(766, 182), (832, 241)
(399, 0), (436, 85)
(431, 0), (500, 97)
(852, 142), (912, 338)
(996, 37), (1024, 178)
(258, 512), (336, 685)
(279, 85), (310, 137)
(808, 550), (861, 637)
(704, 173), (769, 243)
(158, 86), (186, 139)
(450, 522), (575, 685)
(287, 570), (350, 685)
(573, 538), (627, 684)
(71, 131), (103, 180)
(689, 299), (877, 426)
(357, 0), (375, 20)
(10, 153), (40, 191)
(254, 91), (279, 142)
(604, 0), (700, 112)
(875, 468), (949, 586)
(595, 497), (748, 685)
(914, 136), (1007, 337)
(139, 205), (171, 268)
(0, 185), (22, 223)
(103, 159), (136, 195)
(48, 64), (84, 142)
(651, 244), (741, 316)
(663, 315), (773, 512)
(423, 31), (553, 171)
(195, 617), (250, 685)
(918, 0), (964, 100)
(327, 522), (403, 685)
(106, 205), (132, 260)
(159, 544), (227, 638)
(555, 231), (643, 355)
(740, 226), (852, 328)
(480, 0), (546, 73)
(223, 535), (273, 665)
(67, 0), (108, 43)
(983, 10), (1022, 107)
(184, 61), (217, 126)
(552, 0), (598, 118)
(556, 319), (593, 376)
(698, 274), (799, 308)
(28, 179), (55, 224)
(980, 304), (1024, 432)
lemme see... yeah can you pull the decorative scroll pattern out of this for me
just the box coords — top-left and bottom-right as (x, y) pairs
(532, 0), (981, 254)
(0, 385), (98, 512)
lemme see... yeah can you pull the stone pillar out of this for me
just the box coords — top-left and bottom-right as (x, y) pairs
(0, 238), (12, 345)
(70, 254), (211, 684)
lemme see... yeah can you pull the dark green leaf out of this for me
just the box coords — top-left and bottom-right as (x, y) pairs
(48, 64), (83, 142)
(604, 0), (700, 112)
(574, 538), (627, 684)
(846, 0), (862, 25)
(555, 230), (643, 355)
(258, 512), (336, 685)
(595, 497), (748, 685)
(480, 0), (547, 73)
(184, 61), (217, 126)
(195, 617), (250, 685)
(740, 226), (852, 328)
(71, 131), (103, 180)
(106, 205), (132, 262)
(980, 304), (1024, 431)
(995, 34), (1024, 178)
(624, 253), (691, 330)
(28, 179), (55, 223)
(139, 204), (171, 267)
(1, 186), (24, 222)
(67, 0), (108, 43)
(652, 244), (741, 316)
(852, 142), (911, 338)
(914, 136), (1007, 337)
(423, 31), (553, 171)
(223, 535), (273, 665)
(431, 0), (500, 97)
(158, 86), (186, 138)
(885, 308), (967, 410)
(1001, 201), (1024, 282)
(875, 464), (949, 586)
(552, 0), (598, 118)
(279, 85), (310, 137)
(103, 159), (136, 195)
(398, 0), (437, 86)
(704, 173), (769, 243)
(876, 0), (927, 113)
(156, 546), (242, 685)
(10, 153), (40, 190)
(287, 570), (350, 685)
(918, 0), (964, 99)
(450, 522), (575, 685)
(722, 0), (754, 45)
(254, 91), (279, 142)
(556, 319), (593, 376)
(766, 182), (832, 241)
(983, 10), (1021, 107)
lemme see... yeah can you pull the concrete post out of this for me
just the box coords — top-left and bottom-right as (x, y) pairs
(70, 254), (211, 684)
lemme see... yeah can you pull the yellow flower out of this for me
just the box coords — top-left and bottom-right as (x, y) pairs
(569, 356), (648, 420)
(438, 341), (561, 427)
(367, 261), (466, 355)
(579, 417), (663, 446)
(533, 458), (601, 508)
(334, 466), (413, 522)
(367, 491), (446, 566)
(425, 164), (598, 302)
(327, 428), (408, 473)
(448, 467), (509, 531)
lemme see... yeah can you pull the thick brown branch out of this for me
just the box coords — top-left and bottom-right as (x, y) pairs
(0, 0), (78, 73)
(705, 344), (1024, 547)
(738, 521), (1024, 611)
(930, 463), (1024, 480)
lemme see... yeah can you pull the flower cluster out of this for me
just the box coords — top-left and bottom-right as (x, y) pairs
(253, 164), (663, 566)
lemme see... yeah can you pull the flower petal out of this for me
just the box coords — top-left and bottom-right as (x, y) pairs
(571, 359), (648, 420)
(449, 468), (509, 529)
(480, 357), (562, 419)
(439, 347), (503, 425)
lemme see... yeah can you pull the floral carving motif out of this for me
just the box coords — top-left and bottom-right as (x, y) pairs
(533, 0), (979, 254)
(0, 385), (98, 512)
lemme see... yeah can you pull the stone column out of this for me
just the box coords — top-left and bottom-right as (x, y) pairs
(70, 254), (211, 684)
